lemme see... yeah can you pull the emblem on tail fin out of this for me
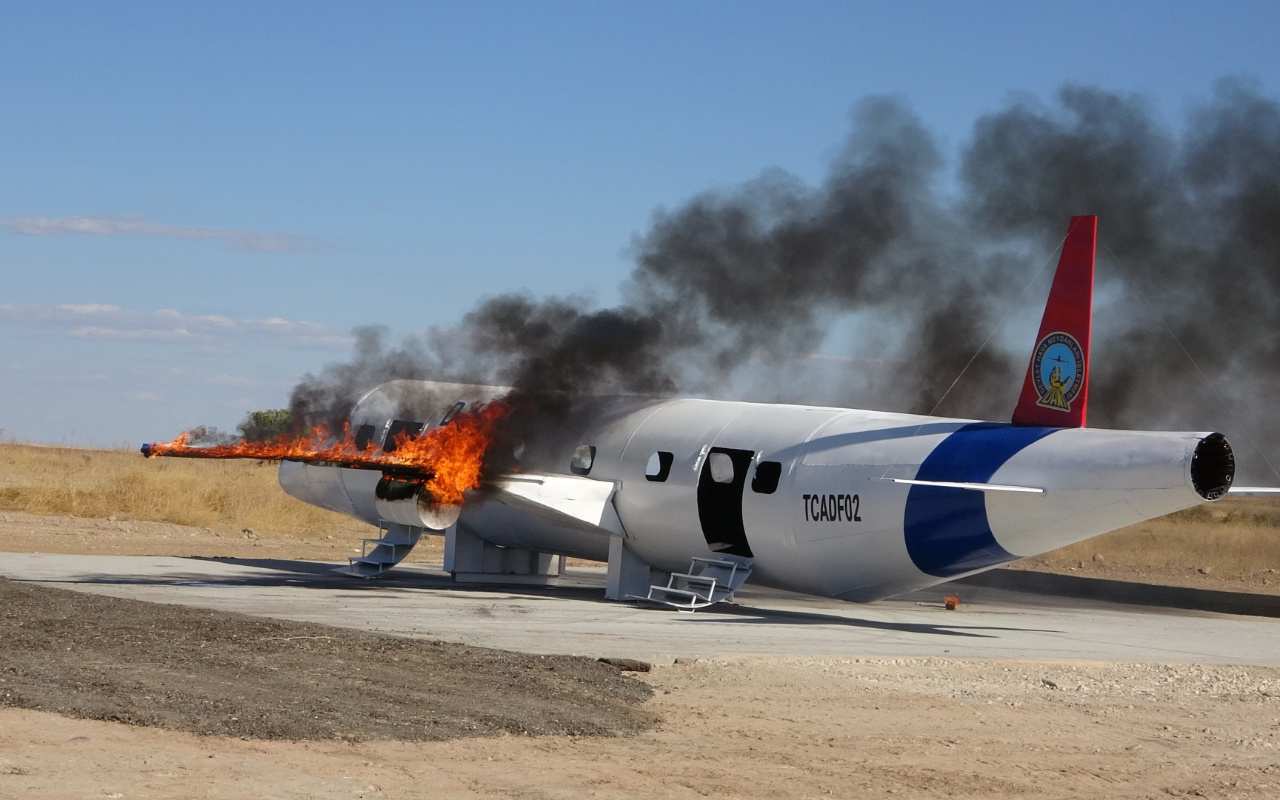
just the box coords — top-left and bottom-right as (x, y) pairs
(1031, 331), (1084, 412)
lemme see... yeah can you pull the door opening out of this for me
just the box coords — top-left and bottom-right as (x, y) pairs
(697, 447), (755, 557)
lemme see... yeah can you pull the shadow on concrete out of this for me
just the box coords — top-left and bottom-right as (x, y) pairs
(31, 556), (615, 604)
(687, 601), (1063, 639)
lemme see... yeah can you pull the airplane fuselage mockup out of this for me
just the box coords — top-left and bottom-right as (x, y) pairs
(278, 217), (1238, 608)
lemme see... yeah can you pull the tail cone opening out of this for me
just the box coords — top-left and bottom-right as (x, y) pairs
(1191, 433), (1235, 501)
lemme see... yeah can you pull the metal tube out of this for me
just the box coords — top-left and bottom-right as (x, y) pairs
(140, 443), (434, 479)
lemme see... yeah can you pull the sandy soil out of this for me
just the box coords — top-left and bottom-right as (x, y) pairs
(5, 512), (1280, 798)
(0, 509), (449, 565)
(2, 655), (1279, 799)
(1008, 556), (1280, 596)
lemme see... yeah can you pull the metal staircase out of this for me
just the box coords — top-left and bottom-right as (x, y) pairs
(632, 555), (752, 611)
(332, 521), (422, 578)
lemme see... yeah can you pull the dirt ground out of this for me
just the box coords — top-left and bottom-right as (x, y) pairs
(2, 648), (1279, 799)
(0, 509), (447, 564)
(1008, 557), (1280, 596)
(5, 512), (1280, 798)
(0, 579), (654, 742)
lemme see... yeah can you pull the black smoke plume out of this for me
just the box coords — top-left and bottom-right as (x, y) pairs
(291, 80), (1280, 482)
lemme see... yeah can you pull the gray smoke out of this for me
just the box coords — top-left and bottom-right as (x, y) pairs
(961, 80), (1280, 480)
(291, 80), (1280, 482)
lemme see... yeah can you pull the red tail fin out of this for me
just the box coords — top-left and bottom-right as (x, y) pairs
(1012, 215), (1096, 428)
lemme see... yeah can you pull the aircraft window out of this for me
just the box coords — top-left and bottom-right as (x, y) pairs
(570, 445), (596, 475)
(708, 452), (735, 484)
(645, 451), (674, 482)
(751, 461), (782, 494)
(439, 401), (465, 426)
(354, 424), (377, 452)
(383, 419), (425, 453)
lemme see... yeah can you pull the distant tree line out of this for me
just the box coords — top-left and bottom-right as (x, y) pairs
(237, 409), (293, 442)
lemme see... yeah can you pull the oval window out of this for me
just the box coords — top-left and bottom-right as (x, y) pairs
(708, 452), (735, 484)
(645, 451), (674, 482)
(570, 445), (596, 475)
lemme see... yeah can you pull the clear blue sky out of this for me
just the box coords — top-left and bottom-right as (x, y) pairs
(3, 1), (1278, 445)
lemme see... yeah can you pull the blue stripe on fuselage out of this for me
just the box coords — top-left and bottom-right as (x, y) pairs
(904, 423), (1059, 578)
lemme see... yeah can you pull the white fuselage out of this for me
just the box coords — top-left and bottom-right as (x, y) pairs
(280, 382), (1222, 602)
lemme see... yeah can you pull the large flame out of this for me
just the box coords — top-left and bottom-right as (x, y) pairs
(144, 402), (511, 507)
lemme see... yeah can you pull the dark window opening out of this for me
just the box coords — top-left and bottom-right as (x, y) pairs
(570, 445), (596, 475)
(383, 419), (425, 453)
(354, 424), (377, 452)
(751, 461), (782, 494)
(645, 451), (674, 482)
(439, 401), (465, 427)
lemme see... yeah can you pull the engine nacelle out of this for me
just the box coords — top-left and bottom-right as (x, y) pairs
(373, 477), (461, 530)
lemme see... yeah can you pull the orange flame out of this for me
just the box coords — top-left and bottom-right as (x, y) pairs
(144, 402), (511, 507)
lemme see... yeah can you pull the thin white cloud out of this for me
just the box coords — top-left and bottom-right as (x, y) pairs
(0, 303), (353, 350)
(0, 215), (315, 252)
(60, 303), (122, 314)
(70, 326), (198, 342)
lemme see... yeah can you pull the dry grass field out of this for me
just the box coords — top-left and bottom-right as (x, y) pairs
(0, 442), (1277, 589)
(0, 442), (367, 539)
(1018, 496), (1280, 580)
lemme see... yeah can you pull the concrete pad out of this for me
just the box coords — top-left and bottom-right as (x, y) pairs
(2, 552), (1278, 665)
